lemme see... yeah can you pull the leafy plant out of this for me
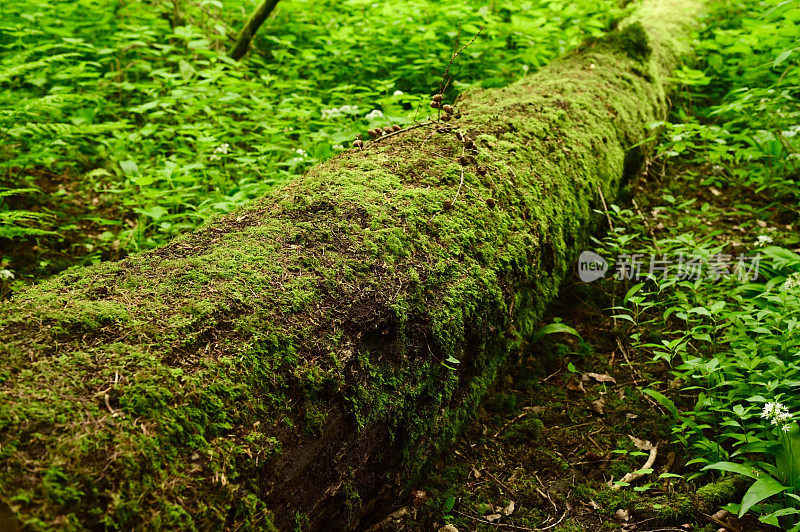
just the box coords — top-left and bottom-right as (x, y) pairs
(591, 0), (800, 525)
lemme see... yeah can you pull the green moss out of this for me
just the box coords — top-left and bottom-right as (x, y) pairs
(695, 476), (742, 512)
(615, 22), (653, 61)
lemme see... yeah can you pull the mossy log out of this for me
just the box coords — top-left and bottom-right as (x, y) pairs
(0, 1), (701, 529)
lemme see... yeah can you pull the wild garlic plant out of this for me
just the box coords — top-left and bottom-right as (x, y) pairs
(598, 195), (800, 523)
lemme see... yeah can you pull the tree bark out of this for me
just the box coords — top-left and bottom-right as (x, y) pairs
(229, 0), (280, 60)
(172, 0), (184, 29)
(0, 1), (702, 530)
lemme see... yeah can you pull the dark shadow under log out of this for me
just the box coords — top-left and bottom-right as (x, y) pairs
(0, 1), (701, 529)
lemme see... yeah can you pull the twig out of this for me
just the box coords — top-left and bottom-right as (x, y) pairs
(612, 441), (658, 489)
(103, 393), (117, 416)
(371, 119), (438, 144)
(533, 473), (558, 513)
(451, 167), (465, 205)
(702, 512), (738, 532)
(587, 434), (604, 453)
(493, 412), (529, 439)
(615, 336), (641, 386)
(481, 148), (518, 184)
(596, 185), (614, 232)
(452, 508), (567, 531)
(542, 367), (562, 382)
(570, 458), (613, 465)
(660, 451), (676, 476)
(632, 198), (659, 250)
(436, 26), (483, 97)
(484, 469), (519, 498)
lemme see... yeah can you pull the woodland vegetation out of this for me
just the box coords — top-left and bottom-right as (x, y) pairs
(1, 0), (799, 530)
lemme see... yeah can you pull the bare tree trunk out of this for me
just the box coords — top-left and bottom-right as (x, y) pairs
(0, 1), (702, 530)
(229, 0), (280, 60)
(172, 0), (184, 28)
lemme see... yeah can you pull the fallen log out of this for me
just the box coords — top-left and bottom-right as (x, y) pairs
(0, 1), (701, 529)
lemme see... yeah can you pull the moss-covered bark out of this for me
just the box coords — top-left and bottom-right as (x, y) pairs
(0, 1), (702, 529)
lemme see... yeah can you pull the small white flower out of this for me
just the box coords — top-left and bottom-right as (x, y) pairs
(0, 269), (14, 280)
(294, 148), (308, 157)
(214, 143), (230, 154)
(321, 105), (359, 119)
(782, 273), (800, 292)
(756, 235), (773, 247)
(393, 90), (404, 96)
(365, 109), (384, 120)
(332, 144), (344, 150)
(761, 401), (792, 431)
(781, 273), (800, 292)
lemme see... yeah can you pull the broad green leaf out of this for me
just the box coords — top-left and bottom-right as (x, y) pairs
(134, 206), (168, 220)
(119, 160), (139, 178)
(702, 461), (761, 479)
(773, 49), (793, 68)
(533, 322), (580, 341)
(760, 507), (800, 527)
(643, 389), (679, 418)
(133, 174), (154, 187)
(738, 475), (786, 518)
(623, 283), (644, 305)
(179, 59), (195, 81)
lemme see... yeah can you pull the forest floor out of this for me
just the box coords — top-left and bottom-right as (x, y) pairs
(369, 148), (797, 531)
(3, 0), (798, 529)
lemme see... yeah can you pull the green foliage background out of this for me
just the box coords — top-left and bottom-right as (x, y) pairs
(0, 0), (620, 283)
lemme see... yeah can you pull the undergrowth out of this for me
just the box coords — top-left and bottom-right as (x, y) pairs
(0, 0), (623, 288)
(594, 0), (800, 528)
